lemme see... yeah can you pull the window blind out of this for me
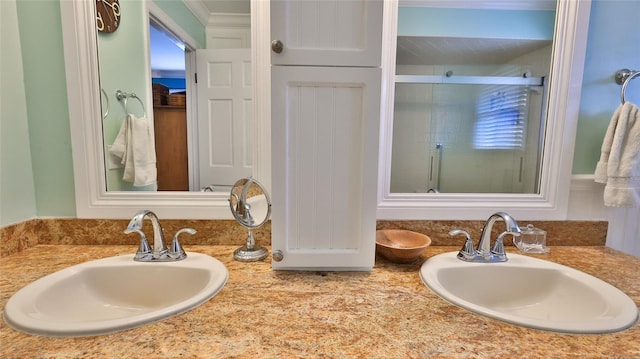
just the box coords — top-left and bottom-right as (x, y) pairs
(473, 84), (529, 150)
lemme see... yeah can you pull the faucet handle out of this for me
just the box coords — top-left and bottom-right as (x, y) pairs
(450, 229), (476, 260)
(125, 228), (152, 260)
(491, 231), (509, 260)
(169, 228), (196, 260)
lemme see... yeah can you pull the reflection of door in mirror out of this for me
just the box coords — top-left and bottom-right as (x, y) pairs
(196, 49), (253, 190)
(390, 4), (555, 194)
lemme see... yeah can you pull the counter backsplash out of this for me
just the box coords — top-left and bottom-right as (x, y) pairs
(1, 218), (607, 257)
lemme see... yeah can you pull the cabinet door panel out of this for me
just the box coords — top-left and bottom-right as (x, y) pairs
(271, 0), (383, 67)
(271, 66), (381, 270)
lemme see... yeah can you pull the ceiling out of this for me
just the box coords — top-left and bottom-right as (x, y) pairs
(396, 36), (552, 65)
(149, 25), (186, 76)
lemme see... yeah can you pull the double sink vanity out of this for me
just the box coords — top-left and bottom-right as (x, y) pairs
(1, 218), (639, 358)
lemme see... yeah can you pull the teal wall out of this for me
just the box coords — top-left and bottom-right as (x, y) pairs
(572, 0), (640, 174)
(0, 0), (637, 224)
(1, 0), (75, 225)
(16, 0), (75, 219)
(17, 0), (76, 220)
(1, 0), (38, 225)
(398, 7), (555, 40)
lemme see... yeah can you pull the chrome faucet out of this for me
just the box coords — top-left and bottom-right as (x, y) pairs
(450, 211), (521, 263)
(124, 209), (194, 262)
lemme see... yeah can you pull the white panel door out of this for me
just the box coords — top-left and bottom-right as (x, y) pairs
(271, 66), (381, 270)
(270, 0), (383, 67)
(196, 49), (253, 188)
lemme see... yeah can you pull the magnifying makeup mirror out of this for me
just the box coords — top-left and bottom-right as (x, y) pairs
(229, 177), (271, 261)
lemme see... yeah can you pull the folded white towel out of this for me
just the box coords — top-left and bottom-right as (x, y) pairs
(107, 115), (129, 169)
(122, 115), (136, 183)
(130, 115), (157, 187)
(107, 114), (157, 187)
(594, 102), (640, 207)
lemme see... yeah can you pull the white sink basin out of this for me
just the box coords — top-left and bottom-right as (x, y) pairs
(3, 252), (228, 337)
(421, 252), (638, 334)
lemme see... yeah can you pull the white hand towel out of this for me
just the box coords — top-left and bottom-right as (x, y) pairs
(130, 115), (157, 187)
(107, 115), (130, 169)
(594, 102), (640, 207)
(122, 115), (135, 183)
(122, 115), (157, 187)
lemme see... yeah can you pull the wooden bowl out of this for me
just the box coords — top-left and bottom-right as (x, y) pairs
(376, 229), (432, 263)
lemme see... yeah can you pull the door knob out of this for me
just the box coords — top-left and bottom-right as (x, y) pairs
(271, 40), (283, 54)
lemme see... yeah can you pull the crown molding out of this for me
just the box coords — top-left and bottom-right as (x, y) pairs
(182, 0), (210, 27)
(208, 12), (251, 28)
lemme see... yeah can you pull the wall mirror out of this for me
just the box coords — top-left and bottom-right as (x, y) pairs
(60, 0), (271, 219)
(61, 0), (589, 220)
(97, 0), (253, 193)
(392, 2), (555, 195)
(378, 0), (591, 220)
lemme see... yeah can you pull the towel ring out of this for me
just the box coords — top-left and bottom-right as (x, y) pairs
(115, 90), (147, 117)
(100, 88), (110, 119)
(615, 69), (640, 104)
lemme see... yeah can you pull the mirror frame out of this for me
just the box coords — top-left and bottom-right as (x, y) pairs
(60, 0), (271, 219)
(377, 0), (591, 220)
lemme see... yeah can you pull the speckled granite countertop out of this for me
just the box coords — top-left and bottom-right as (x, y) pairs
(1, 245), (639, 358)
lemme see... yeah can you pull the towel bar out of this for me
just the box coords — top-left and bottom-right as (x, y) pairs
(115, 90), (147, 117)
(615, 69), (640, 104)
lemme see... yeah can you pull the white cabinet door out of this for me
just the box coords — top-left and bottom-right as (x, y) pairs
(270, 0), (383, 67)
(271, 66), (381, 270)
(196, 49), (253, 188)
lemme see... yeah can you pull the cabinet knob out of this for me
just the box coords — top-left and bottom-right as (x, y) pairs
(272, 250), (284, 262)
(271, 40), (283, 54)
